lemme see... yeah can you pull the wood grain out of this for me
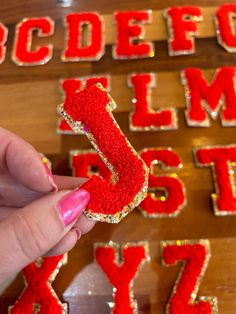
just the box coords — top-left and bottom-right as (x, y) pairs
(1, 38), (236, 83)
(0, 0), (231, 23)
(2, 238), (236, 313)
(0, 69), (232, 154)
(15, 6), (219, 47)
(0, 0), (236, 313)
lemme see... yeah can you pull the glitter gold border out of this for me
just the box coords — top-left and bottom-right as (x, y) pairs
(8, 254), (68, 314)
(128, 73), (178, 131)
(194, 144), (236, 216)
(94, 241), (150, 314)
(69, 148), (115, 183)
(214, 10), (236, 53)
(112, 10), (155, 60)
(163, 8), (203, 57)
(160, 239), (218, 314)
(181, 68), (236, 127)
(12, 17), (55, 66)
(56, 74), (111, 135)
(61, 12), (105, 62)
(0, 23), (8, 64)
(69, 148), (97, 177)
(138, 147), (186, 218)
(57, 83), (149, 223)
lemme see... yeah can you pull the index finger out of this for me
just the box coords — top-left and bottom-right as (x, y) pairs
(54, 175), (87, 191)
(0, 128), (53, 193)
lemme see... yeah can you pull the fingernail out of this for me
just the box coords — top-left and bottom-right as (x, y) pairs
(72, 227), (82, 240)
(58, 189), (90, 226)
(43, 163), (58, 192)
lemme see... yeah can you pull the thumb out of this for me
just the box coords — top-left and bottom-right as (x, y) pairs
(0, 188), (90, 283)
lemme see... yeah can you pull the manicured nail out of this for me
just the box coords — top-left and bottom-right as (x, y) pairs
(43, 163), (58, 192)
(58, 189), (90, 226)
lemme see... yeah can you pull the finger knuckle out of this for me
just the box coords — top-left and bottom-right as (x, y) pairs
(12, 213), (48, 262)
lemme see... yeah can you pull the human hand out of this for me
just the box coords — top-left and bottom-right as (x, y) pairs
(0, 128), (95, 285)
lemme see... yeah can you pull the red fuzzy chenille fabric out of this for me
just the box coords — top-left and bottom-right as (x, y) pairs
(165, 6), (202, 56)
(85, 76), (110, 90)
(58, 76), (110, 134)
(58, 118), (73, 133)
(139, 148), (185, 217)
(162, 241), (214, 314)
(9, 255), (66, 314)
(61, 78), (83, 97)
(63, 12), (104, 61)
(141, 148), (182, 167)
(71, 150), (112, 181)
(13, 17), (54, 65)
(95, 244), (148, 314)
(62, 84), (148, 222)
(113, 11), (154, 59)
(216, 4), (236, 52)
(129, 73), (177, 130)
(183, 67), (236, 126)
(195, 145), (236, 215)
(57, 78), (83, 133)
(0, 23), (7, 64)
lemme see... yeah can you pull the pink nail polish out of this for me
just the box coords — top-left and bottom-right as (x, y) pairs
(58, 189), (90, 226)
(43, 163), (58, 192)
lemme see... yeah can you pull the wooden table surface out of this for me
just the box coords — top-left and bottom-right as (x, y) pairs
(1, 0), (236, 313)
